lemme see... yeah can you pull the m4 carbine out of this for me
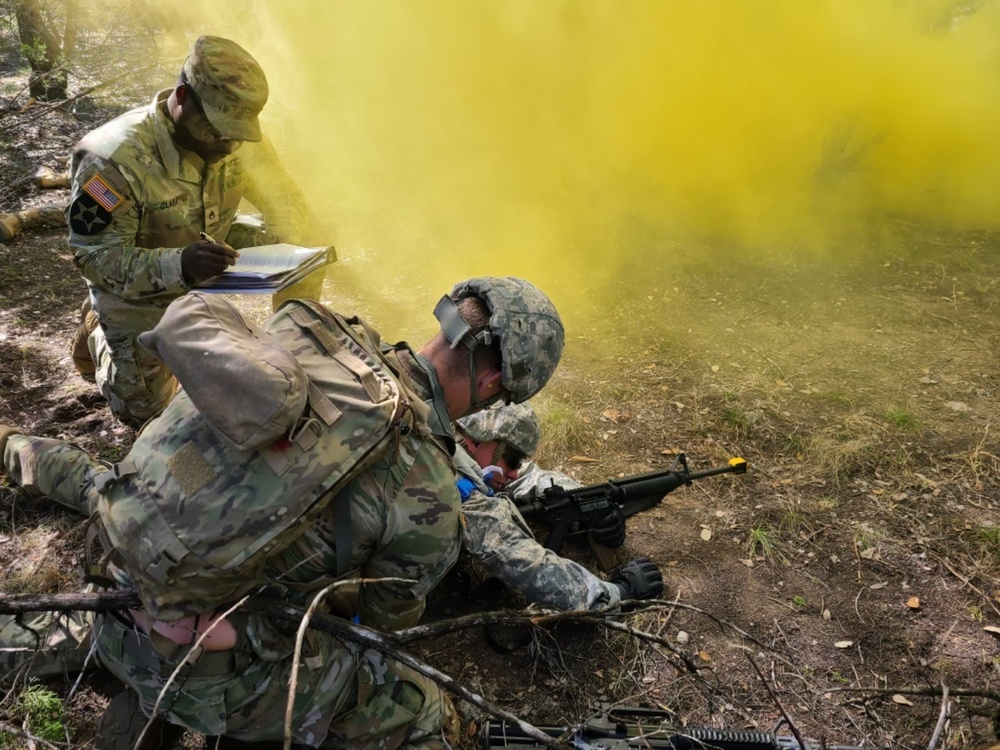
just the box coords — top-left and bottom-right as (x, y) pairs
(483, 707), (863, 750)
(513, 453), (748, 553)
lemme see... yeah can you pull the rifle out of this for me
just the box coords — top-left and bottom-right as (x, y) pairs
(484, 706), (863, 750)
(513, 454), (748, 555)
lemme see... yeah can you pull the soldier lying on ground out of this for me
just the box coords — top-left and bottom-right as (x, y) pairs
(67, 35), (328, 424)
(453, 403), (663, 611)
(0, 275), (564, 750)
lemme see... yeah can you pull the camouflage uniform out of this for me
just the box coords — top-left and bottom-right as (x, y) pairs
(0, 435), (106, 684)
(69, 37), (319, 423)
(0, 607), (96, 684)
(1, 346), (462, 748)
(454, 451), (622, 611)
(1, 276), (566, 747)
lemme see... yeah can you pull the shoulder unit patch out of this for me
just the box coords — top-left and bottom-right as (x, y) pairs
(69, 193), (113, 236)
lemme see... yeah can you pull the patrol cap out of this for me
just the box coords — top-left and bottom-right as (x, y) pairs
(182, 36), (268, 142)
(456, 402), (542, 457)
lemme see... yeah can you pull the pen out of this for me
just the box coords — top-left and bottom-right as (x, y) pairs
(200, 232), (237, 252)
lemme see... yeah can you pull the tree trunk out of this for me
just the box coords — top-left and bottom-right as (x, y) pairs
(14, 0), (68, 101)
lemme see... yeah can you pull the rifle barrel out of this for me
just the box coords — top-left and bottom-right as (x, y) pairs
(483, 719), (861, 750)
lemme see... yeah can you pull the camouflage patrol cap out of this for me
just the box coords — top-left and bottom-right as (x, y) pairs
(443, 276), (564, 403)
(456, 402), (541, 457)
(182, 36), (268, 142)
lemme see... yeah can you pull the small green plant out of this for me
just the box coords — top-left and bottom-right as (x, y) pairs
(746, 524), (787, 564)
(791, 595), (808, 608)
(976, 525), (1000, 565)
(966, 605), (983, 622)
(3, 682), (66, 744)
(883, 405), (919, 430)
(828, 670), (850, 685)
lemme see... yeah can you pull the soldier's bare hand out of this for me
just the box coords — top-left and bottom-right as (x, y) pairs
(181, 240), (240, 283)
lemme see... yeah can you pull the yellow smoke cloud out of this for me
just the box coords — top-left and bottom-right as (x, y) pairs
(129, 0), (1000, 326)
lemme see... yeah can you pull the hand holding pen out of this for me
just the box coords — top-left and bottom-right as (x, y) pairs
(181, 231), (241, 283)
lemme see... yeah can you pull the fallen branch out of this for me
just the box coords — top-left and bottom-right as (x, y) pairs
(824, 685), (1000, 703)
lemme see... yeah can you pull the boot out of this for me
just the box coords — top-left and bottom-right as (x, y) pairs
(0, 204), (67, 242)
(0, 424), (21, 456)
(34, 166), (70, 189)
(95, 690), (187, 750)
(71, 299), (99, 380)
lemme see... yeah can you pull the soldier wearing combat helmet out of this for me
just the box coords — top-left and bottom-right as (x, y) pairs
(68, 35), (327, 424)
(0, 276), (562, 749)
(454, 402), (664, 613)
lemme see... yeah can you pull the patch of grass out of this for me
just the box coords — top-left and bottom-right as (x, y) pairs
(812, 390), (853, 408)
(781, 433), (807, 456)
(535, 397), (592, 457)
(807, 414), (891, 479)
(745, 523), (788, 565)
(0, 682), (67, 745)
(720, 406), (751, 437)
(780, 508), (807, 532)
(974, 525), (1000, 566)
(883, 405), (920, 431)
(0, 525), (78, 594)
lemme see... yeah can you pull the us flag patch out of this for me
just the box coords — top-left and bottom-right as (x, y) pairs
(82, 173), (124, 212)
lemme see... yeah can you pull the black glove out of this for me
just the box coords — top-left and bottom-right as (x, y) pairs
(590, 504), (626, 548)
(610, 557), (664, 602)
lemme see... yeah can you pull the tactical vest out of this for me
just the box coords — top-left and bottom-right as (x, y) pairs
(93, 294), (425, 620)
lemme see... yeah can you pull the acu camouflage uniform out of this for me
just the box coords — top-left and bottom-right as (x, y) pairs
(0, 344), (463, 749)
(69, 39), (318, 423)
(454, 404), (621, 611)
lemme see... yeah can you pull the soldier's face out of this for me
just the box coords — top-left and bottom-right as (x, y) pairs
(465, 437), (523, 490)
(174, 86), (243, 163)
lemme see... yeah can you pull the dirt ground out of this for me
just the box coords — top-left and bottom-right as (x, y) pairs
(2, 12), (1000, 750)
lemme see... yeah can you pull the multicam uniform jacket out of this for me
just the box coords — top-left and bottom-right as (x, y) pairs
(0, 347), (462, 748)
(68, 89), (309, 421)
(454, 448), (622, 611)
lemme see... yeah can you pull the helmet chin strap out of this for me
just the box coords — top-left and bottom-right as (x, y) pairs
(434, 295), (502, 412)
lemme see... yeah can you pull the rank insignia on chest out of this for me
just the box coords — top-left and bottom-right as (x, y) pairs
(82, 173), (125, 212)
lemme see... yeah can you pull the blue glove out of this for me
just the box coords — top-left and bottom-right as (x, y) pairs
(456, 476), (477, 501)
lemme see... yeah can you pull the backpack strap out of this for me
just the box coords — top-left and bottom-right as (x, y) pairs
(92, 458), (138, 493)
(334, 489), (353, 577)
(288, 305), (384, 403)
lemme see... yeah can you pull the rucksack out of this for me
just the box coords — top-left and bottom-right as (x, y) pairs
(92, 293), (425, 620)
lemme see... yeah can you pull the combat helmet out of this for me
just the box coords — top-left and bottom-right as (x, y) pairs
(456, 402), (542, 457)
(434, 276), (564, 406)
